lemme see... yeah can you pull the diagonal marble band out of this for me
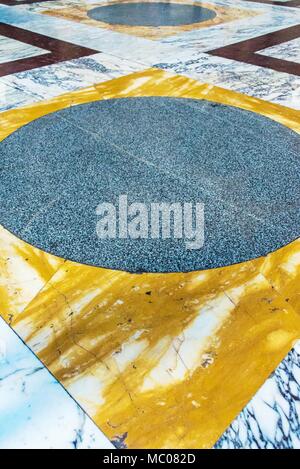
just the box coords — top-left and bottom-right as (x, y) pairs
(209, 24), (300, 77)
(0, 23), (98, 77)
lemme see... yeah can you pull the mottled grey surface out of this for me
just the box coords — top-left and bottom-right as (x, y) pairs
(88, 3), (216, 27)
(0, 97), (299, 272)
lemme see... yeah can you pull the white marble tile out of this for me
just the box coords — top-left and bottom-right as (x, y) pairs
(0, 4), (176, 65)
(155, 53), (300, 109)
(0, 53), (146, 103)
(3, 1), (300, 67)
(216, 342), (300, 449)
(0, 35), (48, 65)
(161, 8), (300, 58)
(1, 0), (299, 113)
(0, 81), (40, 112)
(259, 37), (300, 64)
(0, 317), (114, 449)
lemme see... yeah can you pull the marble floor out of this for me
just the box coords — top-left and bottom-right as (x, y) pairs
(0, 0), (299, 450)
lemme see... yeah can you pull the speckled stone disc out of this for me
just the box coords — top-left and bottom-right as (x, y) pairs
(0, 97), (299, 272)
(87, 3), (217, 27)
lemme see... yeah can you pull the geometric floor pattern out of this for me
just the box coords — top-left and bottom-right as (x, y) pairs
(0, 0), (300, 449)
(2, 94), (299, 272)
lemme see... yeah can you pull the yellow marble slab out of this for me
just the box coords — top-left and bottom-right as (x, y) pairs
(1, 68), (300, 448)
(0, 226), (63, 323)
(41, 0), (259, 40)
(260, 239), (300, 317)
(11, 258), (300, 448)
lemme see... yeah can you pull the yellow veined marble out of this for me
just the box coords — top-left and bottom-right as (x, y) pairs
(0, 226), (63, 323)
(12, 258), (300, 448)
(41, 0), (259, 40)
(260, 239), (300, 317)
(1, 68), (300, 448)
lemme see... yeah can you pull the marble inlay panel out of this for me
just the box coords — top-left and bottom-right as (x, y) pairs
(1, 96), (300, 272)
(0, 4), (180, 65)
(0, 53), (146, 102)
(39, 0), (257, 41)
(1, 0), (299, 69)
(155, 53), (300, 110)
(0, 0), (300, 449)
(0, 70), (299, 449)
(258, 36), (300, 64)
(8, 254), (300, 449)
(209, 24), (300, 76)
(0, 22), (98, 78)
(0, 226), (63, 323)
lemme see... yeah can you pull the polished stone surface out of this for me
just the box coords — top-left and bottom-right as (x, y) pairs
(88, 3), (216, 27)
(0, 96), (299, 272)
(0, 0), (300, 450)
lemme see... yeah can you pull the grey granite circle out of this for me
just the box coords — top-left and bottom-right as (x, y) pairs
(0, 97), (299, 273)
(87, 3), (216, 27)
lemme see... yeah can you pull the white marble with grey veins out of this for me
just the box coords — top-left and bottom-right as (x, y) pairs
(0, 317), (114, 449)
(160, 0), (300, 55)
(0, 52), (145, 106)
(259, 37), (300, 64)
(1, 1), (300, 110)
(155, 52), (300, 110)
